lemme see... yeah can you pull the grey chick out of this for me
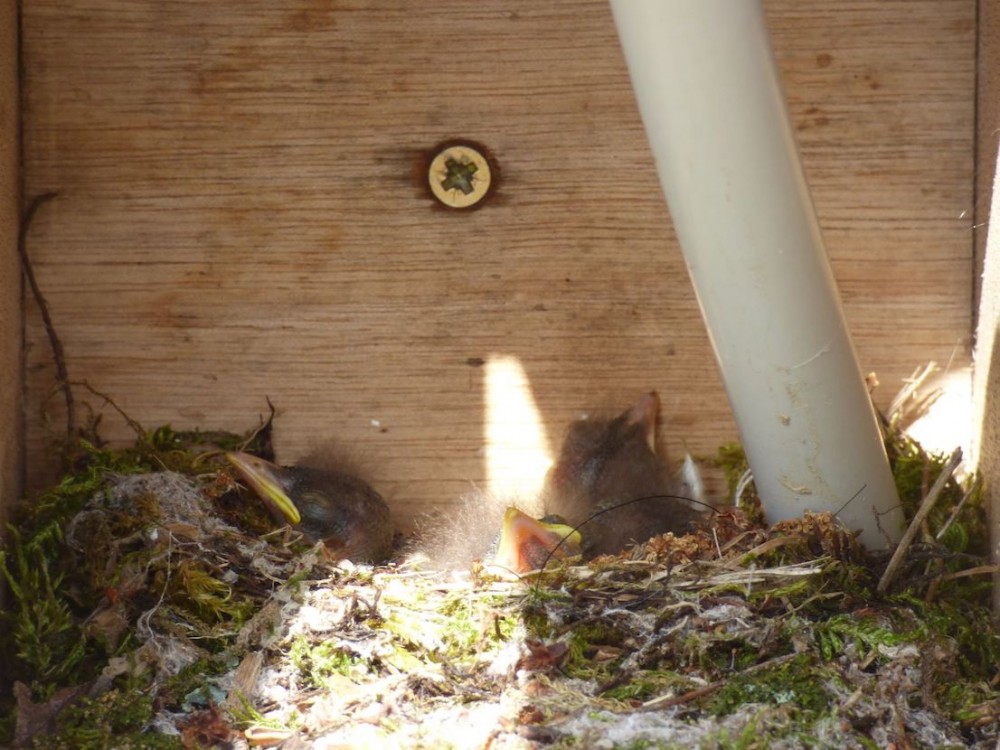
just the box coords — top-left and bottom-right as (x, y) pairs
(540, 391), (702, 557)
(226, 449), (393, 564)
(415, 392), (701, 570)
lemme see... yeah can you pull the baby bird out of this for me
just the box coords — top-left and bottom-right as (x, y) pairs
(425, 392), (702, 573)
(531, 391), (702, 561)
(225, 450), (393, 563)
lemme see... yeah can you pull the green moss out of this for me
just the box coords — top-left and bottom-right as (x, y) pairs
(520, 602), (557, 640)
(713, 443), (764, 524)
(29, 688), (180, 750)
(602, 670), (694, 703)
(710, 711), (768, 750)
(169, 560), (254, 625)
(562, 621), (627, 680)
(814, 612), (913, 663)
(436, 596), (481, 654)
(664, 625), (774, 680)
(0, 419), (274, 738)
(885, 428), (987, 556)
(707, 707), (858, 750)
(156, 655), (234, 710)
(602, 679), (657, 702)
(915, 599), (1000, 682)
(491, 609), (518, 642)
(150, 421), (273, 455)
(290, 636), (363, 689)
(714, 443), (750, 496)
(0, 526), (88, 692)
(708, 655), (832, 716)
(379, 585), (516, 670)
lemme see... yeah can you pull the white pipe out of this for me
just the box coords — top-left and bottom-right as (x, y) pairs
(610, 0), (903, 549)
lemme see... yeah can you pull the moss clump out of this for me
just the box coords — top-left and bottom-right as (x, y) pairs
(167, 560), (255, 625)
(29, 688), (181, 750)
(602, 671), (694, 703)
(0, 413), (278, 746)
(435, 595), (483, 654)
(290, 637), (361, 689)
(157, 655), (235, 711)
(713, 443), (765, 525)
(145, 424), (273, 474)
(890, 594), (1000, 721)
(814, 611), (914, 663)
(708, 654), (833, 716)
(519, 598), (561, 641)
(561, 621), (629, 681)
(0, 526), (89, 693)
(885, 425), (987, 556)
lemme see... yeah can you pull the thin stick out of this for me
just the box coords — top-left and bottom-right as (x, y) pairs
(18, 193), (72, 442)
(935, 476), (980, 542)
(887, 362), (938, 427)
(238, 397), (277, 452)
(640, 651), (800, 710)
(932, 564), (996, 583)
(877, 447), (963, 594)
(596, 616), (689, 695)
(71, 380), (146, 440)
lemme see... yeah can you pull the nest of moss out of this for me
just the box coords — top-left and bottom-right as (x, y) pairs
(0, 392), (996, 749)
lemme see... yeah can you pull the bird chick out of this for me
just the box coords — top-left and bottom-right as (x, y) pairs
(540, 391), (702, 557)
(418, 392), (702, 573)
(225, 450), (393, 564)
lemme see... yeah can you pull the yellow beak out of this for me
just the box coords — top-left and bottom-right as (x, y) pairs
(225, 451), (302, 525)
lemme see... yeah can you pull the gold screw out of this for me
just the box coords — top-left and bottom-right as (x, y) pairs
(427, 142), (494, 209)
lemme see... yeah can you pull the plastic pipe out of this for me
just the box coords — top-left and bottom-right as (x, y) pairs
(609, 0), (903, 549)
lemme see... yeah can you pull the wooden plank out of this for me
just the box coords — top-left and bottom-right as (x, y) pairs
(0, 0), (21, 528)
(973, 0), (1000, 611)
(20, 0), (975, 529)
(977, 1), (1000, 316)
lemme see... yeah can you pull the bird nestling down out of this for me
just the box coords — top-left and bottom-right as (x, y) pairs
(423, 392), (705, 574)
(538, 390), (703, 558)
(225, 450), (393, 564)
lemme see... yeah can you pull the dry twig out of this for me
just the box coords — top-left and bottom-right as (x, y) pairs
(18, 193), (72, 443)
(877, 447), (963, 594)
(639, 652), (802, 711)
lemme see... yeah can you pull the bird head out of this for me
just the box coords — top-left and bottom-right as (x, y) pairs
(225, 451), (302, 525)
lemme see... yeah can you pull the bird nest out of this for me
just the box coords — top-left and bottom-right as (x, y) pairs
(1, 402), (998, 749)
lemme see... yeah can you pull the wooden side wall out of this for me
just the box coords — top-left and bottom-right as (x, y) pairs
(0, 0), (20, 528)
(973, 0), (1000, 612)
(19, 1), (975, 529)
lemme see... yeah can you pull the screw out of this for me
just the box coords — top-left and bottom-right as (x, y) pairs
(427, 141), (495, 209)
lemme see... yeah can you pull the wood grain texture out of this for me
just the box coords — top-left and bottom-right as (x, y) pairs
(20, 0), (975, 529)
(972, 0), (1000, 610)
(977, 0), (1000, 316)
(0, 0), (21, 528)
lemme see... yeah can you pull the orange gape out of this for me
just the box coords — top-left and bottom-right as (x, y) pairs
(492, 508), (582, 573)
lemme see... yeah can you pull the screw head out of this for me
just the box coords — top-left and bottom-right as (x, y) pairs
(427, 141), (495, 210)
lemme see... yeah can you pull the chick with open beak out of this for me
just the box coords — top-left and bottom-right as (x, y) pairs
(490, 507), (583, 573)
(488, 392), (703, 573)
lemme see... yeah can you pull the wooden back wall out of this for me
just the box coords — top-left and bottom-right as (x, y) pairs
(18, 1), (975, 529)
